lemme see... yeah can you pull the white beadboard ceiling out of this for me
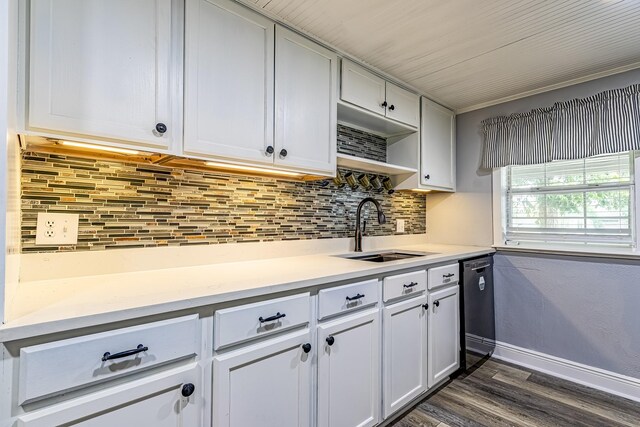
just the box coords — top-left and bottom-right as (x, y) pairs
(242, 0), (640, 112)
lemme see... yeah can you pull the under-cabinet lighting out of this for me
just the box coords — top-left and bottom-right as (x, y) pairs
(61, 141), (140, 155)
(205, 161), (302, 177)
(411, 189), (432, 193)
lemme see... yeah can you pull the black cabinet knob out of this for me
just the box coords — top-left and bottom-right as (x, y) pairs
(381, 101), (388, 108)
(181, 383), (195, 397)
(302, 343), (312, 353)
(434, 300), (440, 307)
(326, 336), (335, 346)
(279, 148), (288, 158)
(422, 303), (429, 310)
(388, 104), (395, 111)
(424, 174), (430, 180)
(265, 145), (274, 155)
(155, 123), (167, 134)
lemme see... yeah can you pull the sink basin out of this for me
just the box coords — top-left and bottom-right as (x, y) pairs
(339, 250), (438, 263)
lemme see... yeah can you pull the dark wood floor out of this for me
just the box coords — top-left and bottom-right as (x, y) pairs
(391, 357), (640, 427)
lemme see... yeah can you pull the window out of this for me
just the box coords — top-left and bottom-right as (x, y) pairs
(504, 152), (635, 246)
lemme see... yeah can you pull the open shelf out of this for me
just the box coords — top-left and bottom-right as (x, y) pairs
(336, 153), (417, 176)
(337, 101), (418, 138)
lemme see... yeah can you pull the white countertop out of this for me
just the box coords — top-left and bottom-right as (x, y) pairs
(0, 243), (493, 342)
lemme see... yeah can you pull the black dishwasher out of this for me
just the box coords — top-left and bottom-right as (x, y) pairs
(459, 255), (495, 372)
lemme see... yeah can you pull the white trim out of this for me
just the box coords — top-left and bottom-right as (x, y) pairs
(492, 340), (640, 403)
(492, 168), (505, 246)
(456, 61), (640, 114)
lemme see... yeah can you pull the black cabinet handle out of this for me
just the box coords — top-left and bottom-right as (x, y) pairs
(326, 336), (335, 346)
(443, 273), (455, 278)
(302, 343), (312, 353)
(345, 293), (365, 301)
(181, 383), (195, 397)
(155, 123), (167, 134)
(434, 300), (440, 307)
(381, 101), (388, 107)
(102, 344), (148, 362)
(265, 145), (274, 156)
(388, 104), (395, 111)
(279, 148), (288, 158)
(422, 303), (429, 310)
(259, 312), (286, 323)
(424, 174), (430, 180)
(403, 282), (418, 289)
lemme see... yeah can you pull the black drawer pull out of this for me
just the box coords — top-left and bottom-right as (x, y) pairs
(443, 273), (455, 278)
(259, 312), (286, 323)
(403, 282), (418, 288)
(434, 300), (440, 307)
(345, 293), (365, 302)
(102, 344), (148, 362)
(326, 336), (335, 346)
(302, 343), (312, 353)
(422, 303), (429, 310)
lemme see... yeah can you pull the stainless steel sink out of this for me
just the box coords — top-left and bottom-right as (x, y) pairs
(338, 250), (438, 263)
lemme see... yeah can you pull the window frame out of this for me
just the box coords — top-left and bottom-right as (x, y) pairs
(492, 152), (640, 252)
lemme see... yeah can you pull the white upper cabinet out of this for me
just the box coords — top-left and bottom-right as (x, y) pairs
(428, 284), (460, 387)
(28, 0), (181, 152)
(340, 59), (419, 128)
(183, 0), (274, 164)
(341, 60), (386, 116)
(386, 83), (420, 128)
(421, 97), (456, 191)
(275, 27), (337, 175)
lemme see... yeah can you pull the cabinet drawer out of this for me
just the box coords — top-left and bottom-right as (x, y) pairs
(383, 270), (426, 302)
(428, 263), (459, 290)
(318, 279), (379, 320)
(19, 315), (199, 405)
(214, 293), (310, 350)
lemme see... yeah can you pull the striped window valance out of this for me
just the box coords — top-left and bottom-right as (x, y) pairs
(481, 84), (640, 169)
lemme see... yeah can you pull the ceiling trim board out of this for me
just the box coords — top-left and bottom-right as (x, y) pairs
(455, 60), (640, 115)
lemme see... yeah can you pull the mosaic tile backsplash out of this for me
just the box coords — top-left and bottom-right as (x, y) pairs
(21, 146), (425, 253)
(337, 125), (387, 162)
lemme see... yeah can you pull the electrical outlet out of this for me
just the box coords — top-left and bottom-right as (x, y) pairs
(36, 213), (79, 245)
(396, 219), (405, 233)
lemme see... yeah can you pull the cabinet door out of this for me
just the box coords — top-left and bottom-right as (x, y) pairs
(29, 0), (179, 152)
(385, 83), (420, 127)
(184, 0), (274, 164)
(213, 330), (312, 427)
(340, 60), (386, 116)
(428, 284), (460, 387)
(275, 26), (337, 175)
(17, 365), (200, 427)
(383, 295), (428, 418)
(317, 309), (380, 427)
(421, 97), (456, 190)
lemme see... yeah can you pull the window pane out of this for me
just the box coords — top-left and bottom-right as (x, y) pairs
(505, 152), (634, 245)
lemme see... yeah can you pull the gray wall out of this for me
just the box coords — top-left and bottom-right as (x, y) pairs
(431, 68), (640, 378)
(495, 252), (640, 378)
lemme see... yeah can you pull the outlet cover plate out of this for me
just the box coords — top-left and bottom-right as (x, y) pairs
(36, 213), (79, 245)
(396, 219), (405, 233)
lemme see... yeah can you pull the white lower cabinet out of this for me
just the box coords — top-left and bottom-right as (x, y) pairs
(17, 364), (200, 427)
(317, 308), (380, 427)
(382, 295), (428, 418)
(427, 284), (460, 387)
(213, 329), (312, 427)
